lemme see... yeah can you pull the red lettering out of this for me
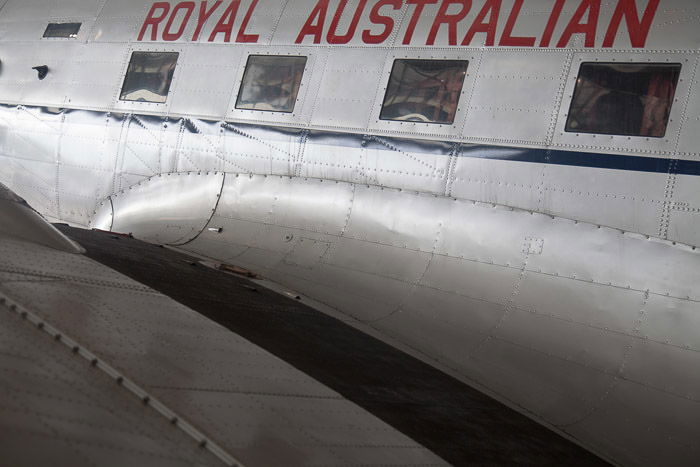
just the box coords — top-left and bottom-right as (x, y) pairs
(461, 0), (501, 46)
(498, 0), (534, 46)
(138, 2), (170, 41)
(402, 0), (438, 45)
(328, 0), (368, 44)
(236, 0), (259, 42)
(192, 1), (222, 41)
(362, 0), (402, 44)
(208, 0), (241, 42)
(603, 0), (659, 48)
(163, 2), (195, 41)
(539, 0), (565, 47)
(557, 0), (600, 48)
(295, 0), (329, 44)
(427, 0), (471, 46)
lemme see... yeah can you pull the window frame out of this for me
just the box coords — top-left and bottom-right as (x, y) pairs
(42, 22), (82, 39)
(234, 54), (308, 114)
(378, 58), (470, 126)
(118, 51), (180, 104)
(564, 61), (682, 138)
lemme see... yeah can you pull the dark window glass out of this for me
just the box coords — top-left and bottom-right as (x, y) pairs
(380, 59), (468, 124)
(119, 52), (178, 104)
(43, 23), (81, 38)
(566, 63), (681, 138)
(235, 55), (307, 113)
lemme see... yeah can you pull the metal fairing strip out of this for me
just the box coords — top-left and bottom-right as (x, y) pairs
(4, 105), (700, 176)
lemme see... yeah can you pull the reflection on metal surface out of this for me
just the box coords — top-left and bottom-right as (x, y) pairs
(92, 172), (225, 245)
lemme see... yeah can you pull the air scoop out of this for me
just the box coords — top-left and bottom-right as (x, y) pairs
(90, 171), (225, 246)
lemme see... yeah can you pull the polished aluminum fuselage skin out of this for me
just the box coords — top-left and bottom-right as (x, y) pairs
(1, 1), (700, 465)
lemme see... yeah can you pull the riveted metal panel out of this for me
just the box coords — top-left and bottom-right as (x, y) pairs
(375, 284), (506, 358)
(624, 337), (700, 402)
(526, 220), (700, 302)
(515, 273), (646, 335)
(449, 150), (545, 206)
(462, 49), (567, 144)
(537, 163), (667, 238)
(326, 236), (431, 284)
(220, 122), (300, 175)
(573, 382), (700, 467)
(676, 56), (700, 158)
(495, 308), (633, 375)
(638, 293), (700, 353)
(310, 47), (388, 129)
(215, 173), (354, 235)
(343, 185), (442, 252)
(169, 44), (242, 118)
(420, 255), (522, 307)
(65, 43), (130, 110)
(432, 200), (544, 264)
(88, 0), (150, 43)
(468, 337), (618, 427)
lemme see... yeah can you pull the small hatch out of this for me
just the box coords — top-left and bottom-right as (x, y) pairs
(43, 23), (81, 38)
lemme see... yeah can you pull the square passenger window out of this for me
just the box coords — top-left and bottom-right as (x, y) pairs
(119, 52), (179, 104)
(380, 59), (468, 125)
(43, 23), (81, 38)
(235, 55), (307, 113)
(565, 63), (681, 138)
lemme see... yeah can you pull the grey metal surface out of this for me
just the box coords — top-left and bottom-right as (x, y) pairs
(0, 300), (225, 467)
(0, 182), (83, 253)
(0, 232), (446, 466)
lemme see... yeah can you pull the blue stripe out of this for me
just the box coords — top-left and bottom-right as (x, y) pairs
(460, 145), (700, 175)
